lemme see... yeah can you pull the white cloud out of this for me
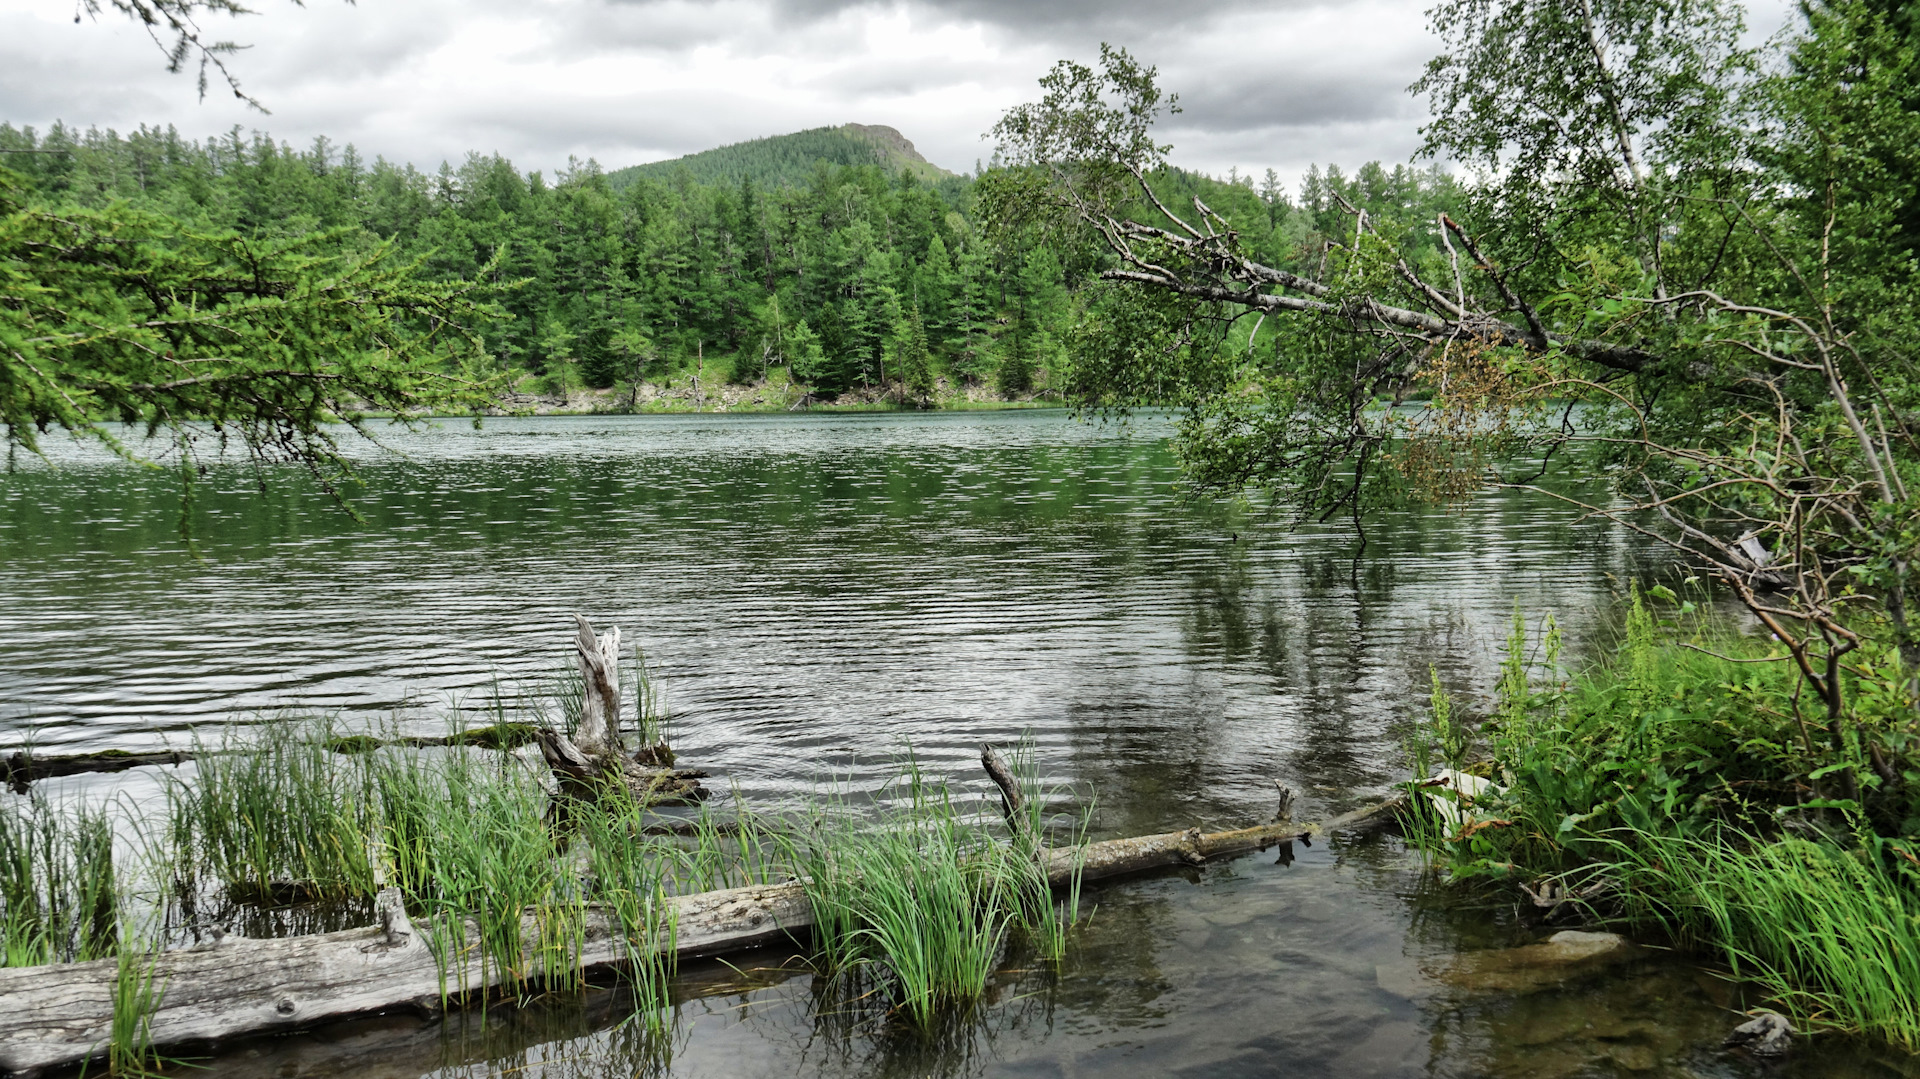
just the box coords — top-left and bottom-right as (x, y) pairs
(0, 0), (1803, 193)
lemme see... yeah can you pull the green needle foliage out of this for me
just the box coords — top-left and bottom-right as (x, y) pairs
(0, 167), (508, 520)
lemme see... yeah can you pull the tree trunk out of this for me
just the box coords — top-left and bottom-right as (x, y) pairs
(0, 883), (805, 1079)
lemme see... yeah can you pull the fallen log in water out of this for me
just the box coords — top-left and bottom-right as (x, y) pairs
(3, 749), (193, 791)
(0, 883), (809, 1079)
(4, 724), (547, 791)
(0, 788), (1404, 1078)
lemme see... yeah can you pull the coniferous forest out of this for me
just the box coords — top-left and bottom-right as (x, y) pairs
(0, 120), (1456, 405)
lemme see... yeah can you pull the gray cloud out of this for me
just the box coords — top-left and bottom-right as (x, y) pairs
(1173, 70), (1419, 132)
(8, 0), (1785, 194)
(772, 0), (1253, 33)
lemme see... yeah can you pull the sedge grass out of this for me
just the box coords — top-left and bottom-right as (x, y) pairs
(1, 795), (118, 966)
(789, 750), (1085, 1031)
(104, 930), (167, 1077)
(371, 741), (585, 999)
(1607, 830), (1920, 1048)
(165, 717), (379, 903)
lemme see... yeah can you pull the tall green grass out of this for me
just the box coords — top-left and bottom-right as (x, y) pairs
(373, 742), (586, 998)
(1609, 831), (1920, 1048)
(1, 794), (117, 966)
(1405, 583), (1920, 1044)
(789, 750), (1085, 1031)
(105, 930), (167, 1077)
(166, 718), (379, 903)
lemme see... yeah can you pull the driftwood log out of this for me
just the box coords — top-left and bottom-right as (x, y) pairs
(0, 883), (807, 1079)
(0, 780), (1404, 1077)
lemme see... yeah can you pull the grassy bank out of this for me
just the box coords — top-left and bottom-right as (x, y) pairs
(1410, 587), (1920, 1047)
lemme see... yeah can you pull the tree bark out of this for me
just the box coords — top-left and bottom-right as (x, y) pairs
(978, 743), (1029, 839)
(3, 749), (192, 791)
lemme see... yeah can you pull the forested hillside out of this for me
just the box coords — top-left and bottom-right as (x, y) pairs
(0, 120), (1456, 405)
(605, 124), (957, 191)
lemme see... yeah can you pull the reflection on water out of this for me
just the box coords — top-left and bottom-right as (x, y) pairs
(1, 411), (1900, 1077)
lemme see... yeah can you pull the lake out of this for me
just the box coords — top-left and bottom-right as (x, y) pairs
(0, 410), (1890, 1078)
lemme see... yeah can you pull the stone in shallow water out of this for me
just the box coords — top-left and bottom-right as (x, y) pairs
(1725, 1010), (1795, 1058)
(1433, 930), (1637, 994)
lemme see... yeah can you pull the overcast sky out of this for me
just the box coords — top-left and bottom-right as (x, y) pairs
(1, 0), (1798, 195)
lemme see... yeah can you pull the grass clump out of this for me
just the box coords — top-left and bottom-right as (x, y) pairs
(106, 929), (168, 1077)
(1406, 583), (1920, 1046)
(166, 718), (379, 904)
(791, 751), (1084, 1031)
(374, 743), (585, 996)
(1613, 832), (1920, 1048)
(0, 794), (117, 966)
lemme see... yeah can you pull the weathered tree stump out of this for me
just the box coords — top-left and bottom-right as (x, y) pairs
(534, 617), (707, 806)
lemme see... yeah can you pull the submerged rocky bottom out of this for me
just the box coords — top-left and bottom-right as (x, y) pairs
(171, 836), (1920, 1079)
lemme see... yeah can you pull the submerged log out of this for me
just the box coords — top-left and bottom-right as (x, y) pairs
(323, 724), (542, 755)
(1041, 791), (1406, 881)
(6, 725), (545, 790)
(3, 748), (193, 791)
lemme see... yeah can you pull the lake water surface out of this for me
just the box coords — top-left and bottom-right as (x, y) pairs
(1, 411), (1906, 1078)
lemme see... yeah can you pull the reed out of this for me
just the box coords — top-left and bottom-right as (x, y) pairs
(790, 751), (1084, 1030)
(370, 742), (584, 998)
(1, 795), (118, 967)
(165, 717), (379, 903)
(629, 646), (670, 749)
(104, 929), (166, 1077)
(573, 788), (677, 1036)
(1609, 831), (1920, 1049)
(996, 737), (1090, 965)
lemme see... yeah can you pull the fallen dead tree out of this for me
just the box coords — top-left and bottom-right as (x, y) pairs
(0, 883), (809, 1079)
(0, 780), (1404, 1078)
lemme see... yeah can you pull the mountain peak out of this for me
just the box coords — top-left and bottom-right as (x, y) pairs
(607, 124), (955, 191)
